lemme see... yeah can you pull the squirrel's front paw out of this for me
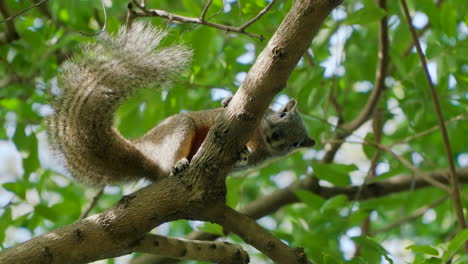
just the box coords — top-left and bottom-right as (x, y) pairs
(235, 147), (250, 167)
(170, 158), (190, 176)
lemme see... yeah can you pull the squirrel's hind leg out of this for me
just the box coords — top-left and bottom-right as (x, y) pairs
(134, 115), (197, 178)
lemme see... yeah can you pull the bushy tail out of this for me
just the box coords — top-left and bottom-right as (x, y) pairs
(46, 22), (192, 185)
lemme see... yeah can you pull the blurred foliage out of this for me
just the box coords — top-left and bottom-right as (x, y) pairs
(0, 0), (467, 263)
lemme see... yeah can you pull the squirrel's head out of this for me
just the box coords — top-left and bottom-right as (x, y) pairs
(262, 99), (315, 155)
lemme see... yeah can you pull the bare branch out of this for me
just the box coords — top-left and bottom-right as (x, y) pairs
(79, 0), (107, 36)
(0, 0), (19, 44)
(200, 0), (213, 20)
(331, 139), (452, 192)
(371, 195), (449, 235)
(135, 234), (249, 263)
(131, 0), (277, 40)
(402, 0), (444, 56)
(217, 206), (311, 264)
(0, 1), (342, 263)
(239, 0), (276, 30)
(322, 0), (390, 163)
(356, 106), (386, 257)
(0, 0), (49, 23)
(79, 187), (105, 220)
(400, 0), (467, 252)
(142, 168), (468, 263)
(390, 113), (467, 146)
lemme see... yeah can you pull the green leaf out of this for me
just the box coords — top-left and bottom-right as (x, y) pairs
(352, 236), (393, 264)
(345, 7), (387, 25)
(320, 195), (348, 213)
(362, 133), (376, 159)
(198, 223), (223, 236)
(312, 162), (355, 186)
(34, 204), (60, 222)
(347, 257), (369, 264)
(294, 190), (325, 209)
(420, 257), (442, 264)
(0, 207), (12, 243)
(440, 2), (457, 37)
(3, 182), (27, 200)
(322, 252), (341, 264)
(0, 98), (20, 111)
(226, 176), (245, 208)
(441, 229), (468, 262)
(406, 244), (440, 256)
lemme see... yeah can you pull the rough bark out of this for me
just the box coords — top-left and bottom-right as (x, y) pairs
(0, 0), (342, 263)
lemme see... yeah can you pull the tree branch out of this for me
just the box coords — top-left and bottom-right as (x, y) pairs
(200, 0), (213, 20)
(140, 167), (468, 264)
(216, 206), (310, 264)
(135, 234), (249, 264)
(370, 195), (449, 235)
(0, 0), (49, 23)
(130, 0), (277, 40)
(79, 187), (105, 220)
(399, 0), (467, 252)
(0, 0), (19, 44)
(0, 1), (342, 263)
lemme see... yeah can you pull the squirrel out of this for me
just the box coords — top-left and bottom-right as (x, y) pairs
(46, 22), (315, 186)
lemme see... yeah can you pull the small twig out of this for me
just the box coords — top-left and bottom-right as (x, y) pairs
(364, 141), (451, 192)
(328, 82), (344, 124)
(79, 187), (105, 220)
(126, 2), (135, 28)
(32, 0), (52, 19)
(0, 0), (49, 23)
(402, 0), (444, 56)
(131, 0), (151, 15)
(390, 113), (467, 146)
(132, 1), (277, 40)
(139, 9), (265, 40)
(322, 0), (389, 163)
(303, 49), (315, 66)
(371, 195), (449, 235)
(206, 0), (226, 21)
(0, 0), (19, 43)
(79, 0), (107, 36)
(327, 139), (452, 193)
(200, 0), (213, 20)
(238, 0), (276, 30)
(353, 108), (385, 257)
(400, 0), (467, 252)
(353, 2), (390, 242)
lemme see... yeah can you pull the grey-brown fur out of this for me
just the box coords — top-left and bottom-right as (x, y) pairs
(46, 22), (315, 186)
(47, 22), (191, 185)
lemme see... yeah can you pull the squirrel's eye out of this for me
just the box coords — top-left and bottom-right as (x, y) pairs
(278, 112), (286, 118)
(292, 141), (302, 148)
(271, 132), (280, 140)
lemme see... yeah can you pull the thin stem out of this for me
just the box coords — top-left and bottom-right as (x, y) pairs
(390, 113), (467, 147)
(131, 1), (276, 40)
(200, 0), (213, 20)
(239, 0), (276, 29)
(79, 187), (105, 220)
(371, 195), (449, 235)
(399, 0), (467, 252)
(0, 0), (49, 23)
(80, 0), (107, 36)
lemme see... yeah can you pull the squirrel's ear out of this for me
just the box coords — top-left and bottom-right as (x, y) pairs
(279, 99), (297, 112)
(302, 137), (316, 147)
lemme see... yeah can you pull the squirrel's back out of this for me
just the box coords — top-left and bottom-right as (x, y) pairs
(46, 22), (191, 185)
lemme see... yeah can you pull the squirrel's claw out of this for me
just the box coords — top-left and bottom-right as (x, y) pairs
(235, 146), (250, 167)
(170, 158), (190, 177)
